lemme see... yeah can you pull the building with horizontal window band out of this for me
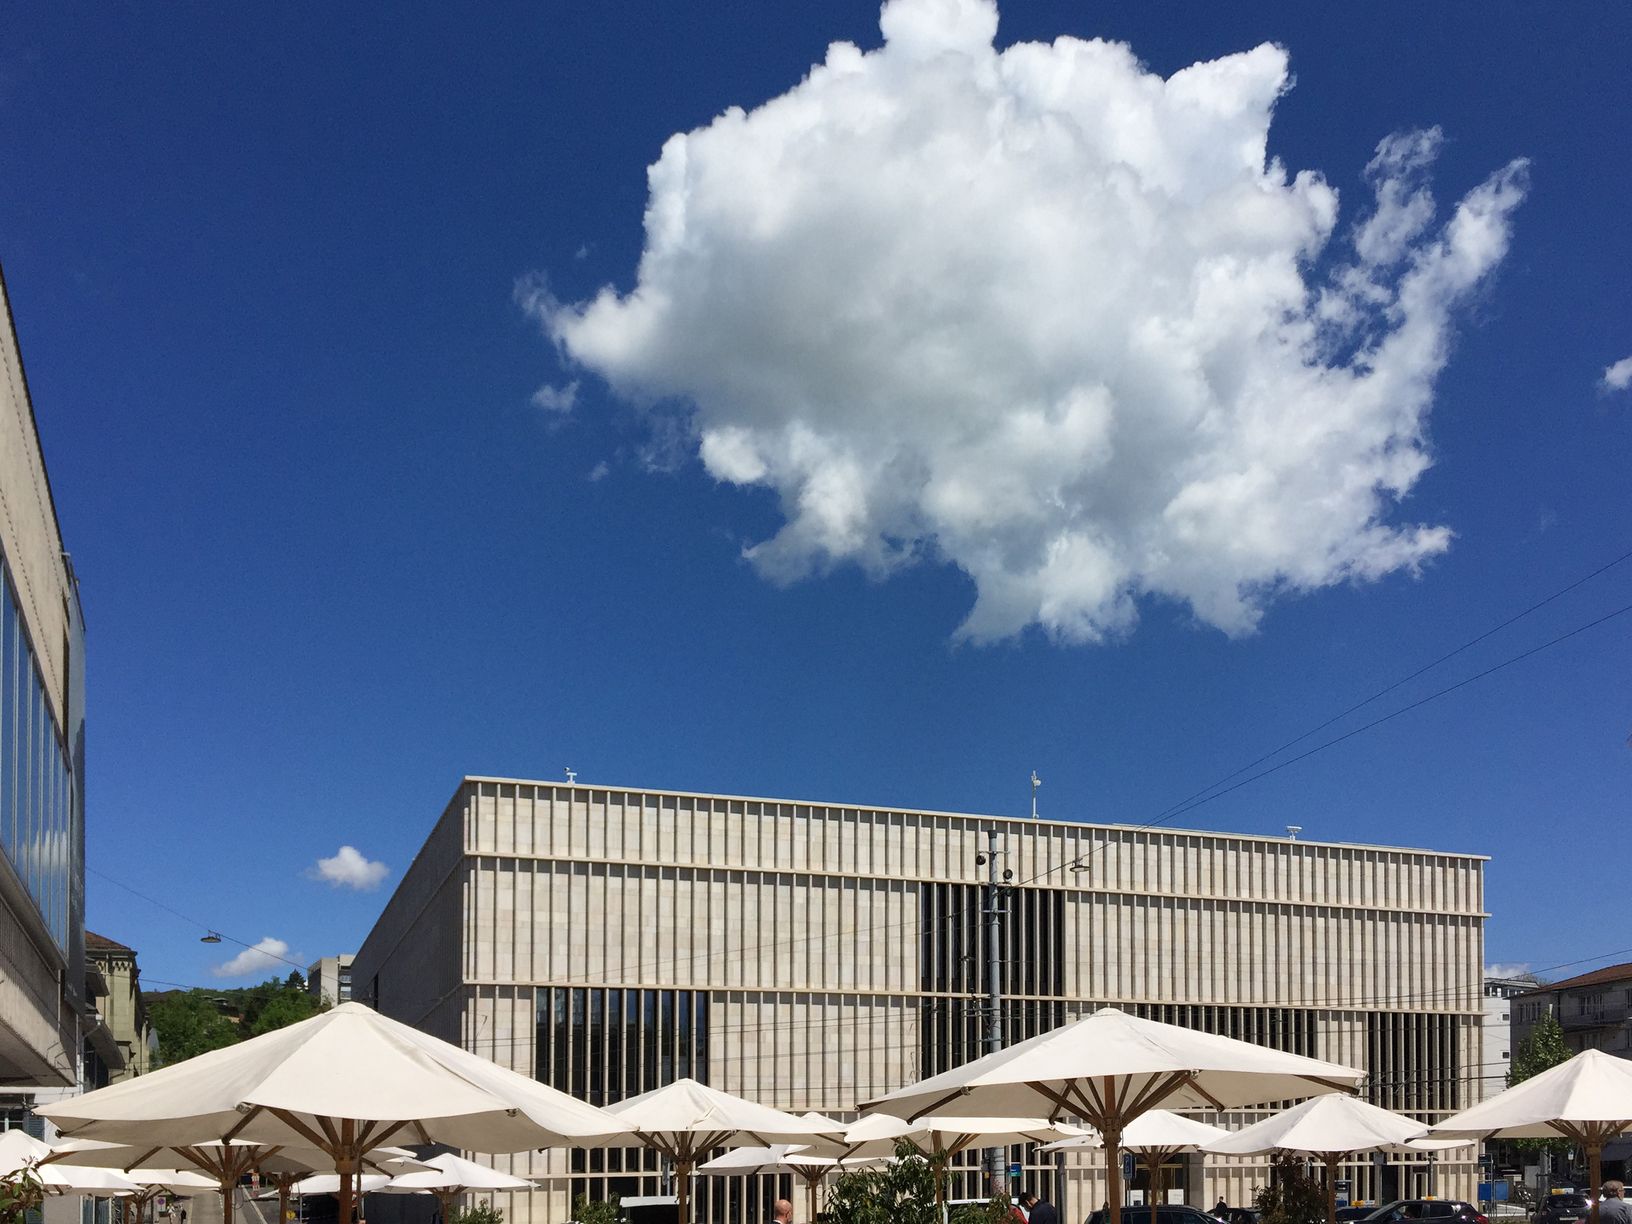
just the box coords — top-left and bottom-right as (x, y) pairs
(355, 778), (1487, 1224)
(0, 264), (87, 1097)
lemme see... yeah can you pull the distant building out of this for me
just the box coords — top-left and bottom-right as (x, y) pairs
(1481, 976), (1532, 1099)
(307, 954), (355, 1005)
(356, 776), (1489, 1224)
(0, 264), (88, 1103)
(84, 933), (156, 1081)
(1511, 962), (1632, 1060)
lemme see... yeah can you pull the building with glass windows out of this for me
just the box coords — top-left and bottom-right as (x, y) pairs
(0, 264), (87, 1095)
(355, 778), (1487, 1224)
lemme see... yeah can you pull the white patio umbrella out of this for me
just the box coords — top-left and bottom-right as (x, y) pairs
(819, 1115), (1079, 1213)
(695, 1144), (886, 1223)
(49, 1135), (434, 1224)
(0, 1130), (140, 1197)
(1204, 1094), (1428, 1224)
(1042, 1109), (1228, 1221)
(123, 1169), (220, 1224)
(864, 1007), (1363, 1224)
(37, 1001), (635, 1224)
(1432, 1048), (1632, 1224)
(384, 1151), (535, 1222)
(601, 1079), (840, 1224)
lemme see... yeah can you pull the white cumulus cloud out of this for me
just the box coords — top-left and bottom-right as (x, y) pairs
(212, 937), (292, 979)
(1485, 962), (1536, 982)
(310, 845), (390, 891)
(528, 0), (1528, 642)
(532, 380), (579, 414)
(1602, 356), (1632, 393)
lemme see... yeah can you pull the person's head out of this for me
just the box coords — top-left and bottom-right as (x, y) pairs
(774, 1199), (795, 1223)
(1606, 1183), (1625, 1200)
(1020, 1193), (1038, 1210)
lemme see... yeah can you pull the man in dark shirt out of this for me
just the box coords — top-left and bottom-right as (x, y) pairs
(1028, 1192), (1060, 1224)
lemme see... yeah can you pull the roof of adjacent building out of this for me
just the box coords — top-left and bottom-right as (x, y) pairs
(85, 931), (134, 954)
(1521, 961), (1632, 995)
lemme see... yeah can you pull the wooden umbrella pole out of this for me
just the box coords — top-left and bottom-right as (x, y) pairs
(1104, 1126), (1125, 1224)
(804, 1170), (819, 1224)
(336, 1118), (357, 1224)
(677, 1155), (691, 1224)
(1141, 1154), (1162, 1224)
(1324, 1155), (1340, 1224)
(1588, 1135), (1604, 1224)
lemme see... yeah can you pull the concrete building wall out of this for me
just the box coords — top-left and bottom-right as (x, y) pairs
(0, 264), (85, 1089)
(357, 778), (1488, 1224)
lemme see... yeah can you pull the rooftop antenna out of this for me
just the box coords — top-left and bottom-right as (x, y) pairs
(564, 766), (577, 784)
(1285, 824), (1302, 840)
(1030, 770), (1041, 820)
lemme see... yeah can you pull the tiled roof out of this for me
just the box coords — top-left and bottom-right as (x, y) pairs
(85, 931), (135, 954)
(1521, 962), (1632, 994)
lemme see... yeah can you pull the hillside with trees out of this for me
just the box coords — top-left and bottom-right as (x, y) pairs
(145, 972), (327, 1067)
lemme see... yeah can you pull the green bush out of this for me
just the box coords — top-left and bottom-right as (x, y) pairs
(572, 1194), (622, 1224)
(1254, 1155), (1325, 1224)
(0, 1169), (44, 1224)
(450, 1199), (505, 1224)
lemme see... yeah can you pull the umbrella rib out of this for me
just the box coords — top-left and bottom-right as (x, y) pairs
(1124, 1071), (1189, 1120)
(1032, 1082), (1080, 1123)
(267, 1108), (337, 1153)
(224, 1106), (265, 1143)
(907, 1087), (972, 1122)
(413, 1122), (434, 1147)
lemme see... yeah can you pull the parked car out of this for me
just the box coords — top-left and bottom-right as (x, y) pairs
(1532, 1195), (1592, 1224)
(1337, 1209), (1377, 1221)
(1085, 1207), (1224, 1224)
(1363, 1200), (1488, 1224)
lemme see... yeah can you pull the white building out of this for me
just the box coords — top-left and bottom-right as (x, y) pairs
(357, 777), (1488, 1224)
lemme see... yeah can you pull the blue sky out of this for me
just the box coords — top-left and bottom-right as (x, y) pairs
(1, 1), (1628, 993)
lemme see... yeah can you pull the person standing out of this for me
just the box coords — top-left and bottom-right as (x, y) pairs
(1027, 1191), (1059, 1224)
(1599, 1182), (1632, 1224)
(773, 1199), (795, 1224)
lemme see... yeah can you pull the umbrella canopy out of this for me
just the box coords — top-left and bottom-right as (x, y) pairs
(602, 1079), (840, 1224)
(0, 1131), (138, 1196)
(37, 1002), (634, 1224)
(1205, 1095), (1428, 1224)
(1043, 1111), (1227, 1224)
(695, 1144), (886, 1223)
(385, 1152), (534, 1192)
(125, 1170), (221, 1193)
(271, 1174), (392, 1196)
(1432, 1049), (1632, 1224)
(864, 1007), (1362, 1224)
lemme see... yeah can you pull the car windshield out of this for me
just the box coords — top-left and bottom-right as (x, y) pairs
(1551, 1197), (1589, 1209)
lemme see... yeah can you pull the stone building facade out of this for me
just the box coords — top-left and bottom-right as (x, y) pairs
(355, 777), (1488, 1224)
(0, 263), (87, 1095)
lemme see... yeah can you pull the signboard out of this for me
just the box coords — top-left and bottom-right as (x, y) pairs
(1122, 1153), (1136, 1182)
(1009, 1163), (1022, 1181)
(1335, 1180), (1351, 1207)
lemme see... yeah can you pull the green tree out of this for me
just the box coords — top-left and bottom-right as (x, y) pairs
(450, 1200), (505, 1224)
(0, 1168), (43, 1224)
(1254, 1155), (1325, 1224)
(1509, 1011), (1573, 1155)
(826, 1144), (942, 1224)
(572, 1193), (621, 1224)
(245, 986), (325, 1037)
(148, 992), (240, 1066)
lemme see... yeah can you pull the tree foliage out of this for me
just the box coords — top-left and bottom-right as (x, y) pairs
(826, 1144), (942, 1224)
(0, 1167), (44, 1224)
(1509, 1011), (1573, 1155)
(146, 978), (328, 1067)
(572, 1193), (621, 1224)
(450, 1201), (505, 1224)
(1254, 1155), (1326, 1224)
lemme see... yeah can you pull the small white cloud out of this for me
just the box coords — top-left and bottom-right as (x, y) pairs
(212, 937), (292, 979)
(587, 460), (610, 482)
(310, 845), (389, 891)
(1486, 962), (1534, 981)
(531, 0), (1529, 644)
(531, 380), (580, 414)
(1601, 356), (1632, 393)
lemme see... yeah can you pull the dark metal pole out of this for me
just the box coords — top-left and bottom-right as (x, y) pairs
(985, 829), (1004, 1197)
